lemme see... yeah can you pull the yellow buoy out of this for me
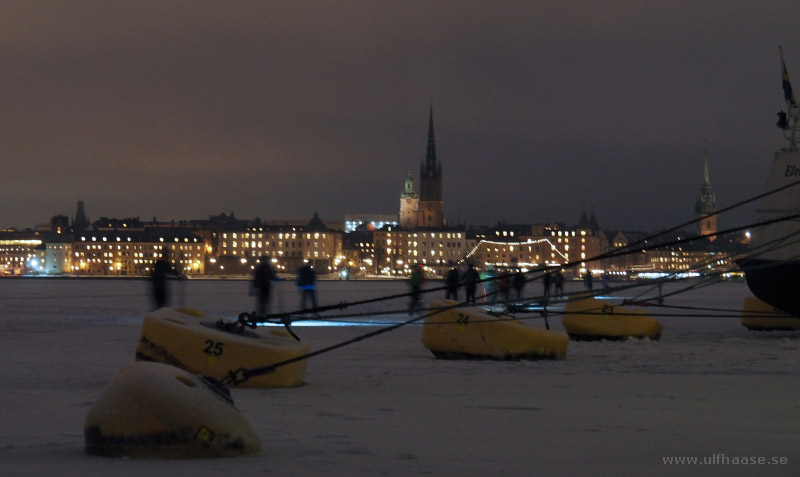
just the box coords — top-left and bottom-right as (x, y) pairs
(421, 300), (568, 359)
(84, 361), (260, 458)
(136, 307), (309, 388)
(562, 295), (662, 341)
(741, 297), (800, 331)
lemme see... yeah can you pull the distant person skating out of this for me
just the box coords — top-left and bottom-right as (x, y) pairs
(553, 270), (564, 295)
(408, 264), (425, 315)
(512, 268), (526, 300)
(584, 270), (593, 291)
(151, 247), (182, 309)
(498, 269), (511, 304)
(445, 264), (460, 300)
(481, 266), (497, 304)
(250, 255), (275, 316)
(297, 262), (318, 314)
(461, 264), (479, 305)
(543, 271), (553, 298)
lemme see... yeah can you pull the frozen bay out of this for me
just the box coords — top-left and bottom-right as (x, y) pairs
(0, 278), (798, 476)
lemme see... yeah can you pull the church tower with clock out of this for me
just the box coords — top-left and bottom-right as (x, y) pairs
(399, 173), (419, 229)
(398, 106), (445, 230)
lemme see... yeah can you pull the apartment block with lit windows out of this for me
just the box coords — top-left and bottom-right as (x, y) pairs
(464, 223), (610, 276)
(211, 213), (342, 275)
(71, 229), (205, 276)
(372, 227), (476, 276)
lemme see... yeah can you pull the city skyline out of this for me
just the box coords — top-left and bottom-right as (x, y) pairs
(2, 2), (799, 231)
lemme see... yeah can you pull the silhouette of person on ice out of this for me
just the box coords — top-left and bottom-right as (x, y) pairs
(512, 268), (526, 299)
(151, 247), (181, 309)
(297, 262), (318, 314)
(553, 270), (564, 296)
(408, 264), (425, 315)
(543, 271), (553, 297)
(445, 264), (460, 300)
(461, 263), (479, 305)
(250, 255), (276, 316)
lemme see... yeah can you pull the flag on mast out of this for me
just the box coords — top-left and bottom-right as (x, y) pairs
(781, 46), (797, 106)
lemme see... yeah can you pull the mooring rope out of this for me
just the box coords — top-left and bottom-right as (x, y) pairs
(218, 182), (800, 384)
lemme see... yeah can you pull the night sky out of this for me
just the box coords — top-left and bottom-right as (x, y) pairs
(3, 1), (800, 232)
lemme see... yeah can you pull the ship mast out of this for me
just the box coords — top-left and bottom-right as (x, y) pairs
(779, 46), (798, 152)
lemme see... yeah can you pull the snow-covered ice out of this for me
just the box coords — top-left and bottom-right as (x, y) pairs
(0, 277), (798, 476)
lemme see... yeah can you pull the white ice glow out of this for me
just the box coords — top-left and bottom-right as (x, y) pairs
(0, 278), (797, 475)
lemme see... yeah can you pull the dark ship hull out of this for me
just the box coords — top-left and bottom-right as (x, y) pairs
(739, 258), (800, 316)
(742, 149), (800, 317)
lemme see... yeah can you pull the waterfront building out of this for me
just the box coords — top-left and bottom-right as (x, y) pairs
(71, 228), (205, 276)
(373, 226), (474, 277)
(0, 231), (44, 275)
(464, 218), (609, 277)
(213, 212), (342, 275)
(341, 226), (377, 276)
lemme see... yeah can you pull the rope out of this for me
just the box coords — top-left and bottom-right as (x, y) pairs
(223, 298), (469, 386)
(218, 183), (800, 384)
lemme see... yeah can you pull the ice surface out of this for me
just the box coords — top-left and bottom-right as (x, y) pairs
(0, 277), (797, 475)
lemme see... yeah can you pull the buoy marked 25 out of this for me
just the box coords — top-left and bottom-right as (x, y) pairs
(204, 340), (225, 356)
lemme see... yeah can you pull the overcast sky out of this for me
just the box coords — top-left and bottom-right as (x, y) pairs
(2, 1), (800, 232)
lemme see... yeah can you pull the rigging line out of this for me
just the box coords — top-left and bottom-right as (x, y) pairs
(478, 261), (734, 314)
(313, 267), (783, 325)
(643, 276), (726, 303)
(735, 231), (800, 264)
(449, 307), (787, 323)
(219, 196), (800, 384)
(277, 188), (800, 323)
(237, 222), (799, 374)
(626, 249), (735, 302)
(233, 274), (685, 382)
(594, 212), (800, 264)
(626, 246), (740, 302)
(605, 179), (800, 258)
(258, 212), (800, 324)
(224, 297), (480, 386)
(647, 302), (792, 316)
(523, 310), (789, 319)
(481, 210), (800, 297)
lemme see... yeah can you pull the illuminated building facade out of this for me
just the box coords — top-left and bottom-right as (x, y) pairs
(373, 227), (475, 276)
(213, 213), (342, 275)
(71, 229), (205, 276)
(464, 221), (610, 276)
(341, 229), (377, 275)
(0, 234), (43, 275)
(43, 240), (72, 274)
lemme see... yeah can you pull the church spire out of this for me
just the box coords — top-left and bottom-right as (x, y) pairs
(702, 139), (710, 186)
(422, 104), (440, 178)
(696, 139), (716, 212)
(695, 139), (718, 238)
(417, 104), (444, 227)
